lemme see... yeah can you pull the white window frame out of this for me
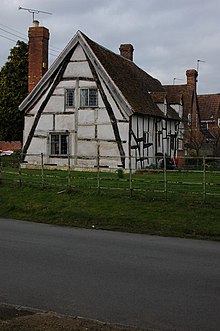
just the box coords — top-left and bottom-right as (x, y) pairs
(50, 133), (69, 156)
(80, 88), (98, 107)
(65, 89), (75, 108)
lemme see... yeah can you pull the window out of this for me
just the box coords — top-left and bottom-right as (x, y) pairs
(50, 134), (69, 155)
(178, 139), (183, 150)
(65, 89), (75, 107)
(80, 88), (98, 107)
(170, 135), (175, 150)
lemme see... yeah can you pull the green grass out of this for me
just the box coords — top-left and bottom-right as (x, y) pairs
(0, 183), (220, 241)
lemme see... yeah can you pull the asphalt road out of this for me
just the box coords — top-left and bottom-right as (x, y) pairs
(0, 218), (219, 331)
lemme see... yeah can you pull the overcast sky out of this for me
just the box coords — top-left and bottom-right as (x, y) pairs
(1, 0), (220, 94)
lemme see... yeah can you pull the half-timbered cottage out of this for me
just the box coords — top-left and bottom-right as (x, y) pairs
(20, 22), (181, 170)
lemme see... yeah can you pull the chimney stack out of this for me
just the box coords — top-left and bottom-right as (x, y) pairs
(186, 69), (198, 91)
(119, 44), (134, 61)
(28, 21), (50, 93)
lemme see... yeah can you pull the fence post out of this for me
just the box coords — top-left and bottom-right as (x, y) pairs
(163, 154), (167, 199)
(68, 153), (71, 188)
(0, 154), (2, 183)
(97, 142), (100, 194)
(18, 153), (22, 187)
(41, 153), (44, 188)
(129, 155), (133, 198)
(203, 156), (206, 201)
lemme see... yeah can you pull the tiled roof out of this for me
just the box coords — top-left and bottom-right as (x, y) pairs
(198, 94), (220, 121)
(150, 92), (166, 103)
(0, 141), (21, 151)
(82, 33), (166, 118)
(166, 93), (183, 105)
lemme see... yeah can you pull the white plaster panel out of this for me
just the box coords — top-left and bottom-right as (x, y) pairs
(78, 81), (96, 88)
(56, 114), (75, 131)
(27, 136), (46, 155)
(77, 140), (97, 156)
(28, 89), (50, 115)
(78, 109), (95, 125)
(99, 142), (119, 157)
(132, 115), (138, 133)
(56, 81), (76, 88)
(97, 108), (109, 124)
(70, 44), (87, 61)
(78, 126), (95, 139)
(97, 124), (114, 140)
(36, 114), (53, 131)
(76, 159), (97, 168)
(45, 95), (64, 113)
(63, 61), (93, 78)
(23, 116), (34, 143)
(138, 116), (144, 136)
(100, 78), (126, 120)
(118, 122), (129, 141)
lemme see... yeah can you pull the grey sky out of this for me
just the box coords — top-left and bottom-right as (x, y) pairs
(1, 0), (220, 94)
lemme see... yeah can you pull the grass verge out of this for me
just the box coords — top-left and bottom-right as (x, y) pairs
(0, 184), (219, 240)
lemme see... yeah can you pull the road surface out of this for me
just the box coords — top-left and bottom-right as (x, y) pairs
(0, 218), (219, 330)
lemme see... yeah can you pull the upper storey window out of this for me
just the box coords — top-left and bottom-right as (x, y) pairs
(65, 89), (75, 107)
(80, 88), (98, 107)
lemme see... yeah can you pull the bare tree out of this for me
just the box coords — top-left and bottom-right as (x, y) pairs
(184, 127), (206, 156)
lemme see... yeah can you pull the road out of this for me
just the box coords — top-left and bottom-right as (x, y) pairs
(0, 218), (219, 331)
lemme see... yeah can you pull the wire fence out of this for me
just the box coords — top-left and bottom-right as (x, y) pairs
(1, 153), (220, 202)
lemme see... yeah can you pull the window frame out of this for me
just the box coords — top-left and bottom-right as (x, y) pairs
(80, 88), (98, 107)
(65, 88), (75, 108)
(50, 133), (69, 156)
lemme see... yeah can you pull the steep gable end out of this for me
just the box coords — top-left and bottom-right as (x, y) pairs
(20, 30), (164, 119)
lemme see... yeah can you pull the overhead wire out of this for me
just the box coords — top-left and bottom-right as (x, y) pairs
(0, 22), (61, 61)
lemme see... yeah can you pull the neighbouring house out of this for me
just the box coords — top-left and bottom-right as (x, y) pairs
(20, 21), (182, 171)
(0, 141), (21, 156)
(198, 93), (220, 156)
(164, 69), (201, 158)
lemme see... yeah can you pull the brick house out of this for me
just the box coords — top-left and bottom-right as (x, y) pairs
(164, 69), (201, 157)
(198, 94), (220, 155)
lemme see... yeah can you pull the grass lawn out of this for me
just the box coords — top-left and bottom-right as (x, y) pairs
(0, 183), (220, 241)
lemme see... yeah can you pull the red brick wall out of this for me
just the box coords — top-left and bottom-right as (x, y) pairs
(28, 25), (50, 93)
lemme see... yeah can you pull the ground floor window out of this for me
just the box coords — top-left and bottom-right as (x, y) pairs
(50, 133), (69, 155)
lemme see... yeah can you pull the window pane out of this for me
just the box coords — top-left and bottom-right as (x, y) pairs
(50, 134), (68, 155)
(80, 89), (88, 107)
(51, 135), (59, 154)
(89, 89), (98, 106)
(66, 89), (74, 107)
(61, 135), (68, 154)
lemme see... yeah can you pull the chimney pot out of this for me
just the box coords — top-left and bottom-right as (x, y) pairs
(33, 20), (39, 27)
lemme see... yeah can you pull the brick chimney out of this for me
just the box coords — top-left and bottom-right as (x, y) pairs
(119, 44), (134, 61)
(186, 69), (198, 91)
(28, 20), (50, 93)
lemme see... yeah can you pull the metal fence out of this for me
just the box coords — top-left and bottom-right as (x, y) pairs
(1, 153), (220, 202)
